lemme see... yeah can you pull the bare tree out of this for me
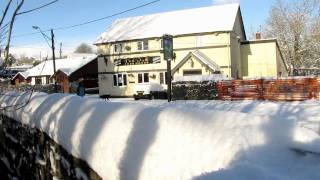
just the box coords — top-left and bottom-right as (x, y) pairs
(3, 0), (25, 66)
(0, 0), (13, 57)
(264, 0), (320, 73)
(0, 0), (58, 66)
(74, 43), (94, 54)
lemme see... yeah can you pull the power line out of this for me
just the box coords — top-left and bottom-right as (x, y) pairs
(11, 0), (160, 38)
(0, 22), (10, 32)
(17, 0), (59, 15)
(0, 39), (88, 48)
(54, 0), (160, 31)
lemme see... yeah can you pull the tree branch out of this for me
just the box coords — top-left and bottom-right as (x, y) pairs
(4, 0), (24, 66)
(0, 0), (13, 29)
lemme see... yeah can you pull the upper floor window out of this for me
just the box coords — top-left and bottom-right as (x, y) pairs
(137, 40), (149, 51)
(196, 36), (203, 47)
(114, 43), (123, 53)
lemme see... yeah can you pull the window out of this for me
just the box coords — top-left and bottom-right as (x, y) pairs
(35, 78), (42, 85)
(137, 73), (149, 83)
(137, 40), (149, 51)
(46, 77), (50, 84)
(144, 73), (149, 83)
(138, 74), (143, 83)
(113, 74), (127, 86)
(196, 36), (203, 47)
(118, 74), (123, 86)
(160, 72), (168, 84)
(114, 43), (123, 53)
(183, 70), (202, 76)
(113, 75), (117, 86)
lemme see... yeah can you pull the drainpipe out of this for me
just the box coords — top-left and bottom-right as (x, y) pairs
(228, 32), (232, 78)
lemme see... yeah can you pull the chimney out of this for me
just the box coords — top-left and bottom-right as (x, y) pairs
(255, 32), (262, 40)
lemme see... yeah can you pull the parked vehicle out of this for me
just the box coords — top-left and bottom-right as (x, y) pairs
(133, 83), (167, 100)
(0, 69), (19, 79)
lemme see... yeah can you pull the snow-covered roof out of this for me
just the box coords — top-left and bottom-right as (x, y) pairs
(9, 64), (33, 69)
(95, 3), (240, 43)
(26, 53), (97, 77)
(12, 71), (29, 80)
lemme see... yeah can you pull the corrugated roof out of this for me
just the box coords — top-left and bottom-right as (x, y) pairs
(95, 3), (239, 43)
(26, 53), (97, 77)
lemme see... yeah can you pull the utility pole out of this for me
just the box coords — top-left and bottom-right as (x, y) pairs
(32, 26), (58, 93)
(162, 34), (173, 102)
(59, 42), (62, 59)
(167, 58), (172, 102)
(51, 29), (57, 93)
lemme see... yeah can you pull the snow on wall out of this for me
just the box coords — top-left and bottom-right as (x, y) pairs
(1, 92), (320, 180)
(173, 74), (230, 82)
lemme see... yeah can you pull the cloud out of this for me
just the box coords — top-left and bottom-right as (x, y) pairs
(10, 45), (75, 59)
(9, 37), (96, 59)
(212, 0), (240, 5)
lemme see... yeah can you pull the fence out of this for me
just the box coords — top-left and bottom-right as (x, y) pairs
(0, 84), (62, 94)
(217, 78), (319, 101)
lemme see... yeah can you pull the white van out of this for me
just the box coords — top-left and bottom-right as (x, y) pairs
(133, 83), (167, 100)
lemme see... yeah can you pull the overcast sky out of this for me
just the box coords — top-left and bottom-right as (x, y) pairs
(0, 0), (283, 58)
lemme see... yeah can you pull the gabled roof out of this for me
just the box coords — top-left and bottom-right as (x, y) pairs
(95, 3), (240, 43)
(26, 53), (97, 77)
(12, 71), (29, 80)
(172, 51), (220, 74)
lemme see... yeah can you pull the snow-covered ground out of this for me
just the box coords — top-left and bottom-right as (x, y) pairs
(1, 92), (320, 180)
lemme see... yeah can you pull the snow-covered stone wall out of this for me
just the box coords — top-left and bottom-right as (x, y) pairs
(0, 115), (100, 179)
(1, 92), (320, 180)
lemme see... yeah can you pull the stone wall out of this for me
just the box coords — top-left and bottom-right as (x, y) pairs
(172, 81), (218, 100)
(0, 115), (101, 180)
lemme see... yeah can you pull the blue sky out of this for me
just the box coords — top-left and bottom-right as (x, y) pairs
(1, 0), (279, 58)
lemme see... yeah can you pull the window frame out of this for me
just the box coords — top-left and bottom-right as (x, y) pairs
(113, 73), (127, 87)
(183, 69), (202, 76)
(35, 77), (42, 85)
(159, 72), (168, 85)
(137, 72), (150, 84)
(137, 40), (149, 51)
(196, 36), (203, 47)
(114, 43), (124, 53)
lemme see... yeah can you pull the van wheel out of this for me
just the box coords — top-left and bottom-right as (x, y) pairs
(149, 94), (154, 100)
